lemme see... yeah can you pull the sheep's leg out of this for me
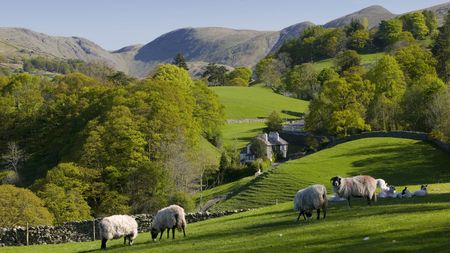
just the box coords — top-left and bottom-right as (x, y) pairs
(167, 228), (170, 239)
(172, 227), (175, 239)
(182, 224), (186, 237)
(347, 197), (352, 208)
(101, 238), (107, 250)
(317, 209), (320, 220)
(323, 208), (326, 219)
(159, 230), (163, 240)
(367, 196), (371, 205)
(296, 211), (302, 222)
(302, 213), (307, 221)
(123, 236), (127, 245)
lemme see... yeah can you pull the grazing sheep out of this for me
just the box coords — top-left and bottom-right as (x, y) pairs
(293, 184), (328, 221)
(151, 204), (186, 241)
(378, 185), (397, 198)
(413, 185), (428, 197)
(99, 215), (138, 250)
(376, 179), (390, 191)
(331, 175), (377, 207)
(401, 187), (412, 198)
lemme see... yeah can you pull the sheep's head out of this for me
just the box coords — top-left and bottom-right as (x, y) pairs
(330, 176), (341, 187)
(304, 211), (313, 220)
(150, 228), (158, 241)
(421, 185), (428, 191)
(402, 187), (408, 194)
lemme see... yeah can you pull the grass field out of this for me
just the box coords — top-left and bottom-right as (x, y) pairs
(212, 137), (450, 211)
(5, 189), (450, 252)
(195, 176), (254, 204)
(222, 122), (266, 148)
(5, 137), (450, 253)
(211, 85), (309, 119)
(313, 52), (385, 71)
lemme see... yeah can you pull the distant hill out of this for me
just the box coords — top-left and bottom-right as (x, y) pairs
(324, 5), (396, 28)
(1, 2), (449, 77)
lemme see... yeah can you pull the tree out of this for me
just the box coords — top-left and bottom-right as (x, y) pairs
(228, 78), (248, 87)
(284, 63), (319, 99)
(334, 50), (361, 73)
(432, 10), (450, 83)
(107, 71), (135, 86)
(400, 12), (429, 39)
(153, 64), (193, 86)
(2, 141), (26, 174)
(227, 67), (252, 83)
(395, 44), (437, 82)
(202, 63), (228, 86)
(255, 57), (286, 90)
(377, 19), (403, 46)
(0, 185), (54, 227)
(266, 111), (283, 132)
(172, 53), (189, 70)
(423, 10), (438, 37)
(366, 55), (406, 130)
(250, 137), (267, 159)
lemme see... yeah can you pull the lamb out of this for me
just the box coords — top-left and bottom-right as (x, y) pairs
(99, 215), (138, 250)
(150, 204), (186, 241)
(413, 185), (428, 197)
(378, 185), (397, 198)
(293, 184), (328, 222)
(331, 175), (377, 207)
(401, 187), (412, 198)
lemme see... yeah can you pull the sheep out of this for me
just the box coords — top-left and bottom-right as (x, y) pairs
(330, 175), (377, 207)
(150, 204), (186, 241)
(376, 178), (390, 191)
(401, 187), (412, 198)
(99, 215), (138, 250)
(413, 185), (428, 197)
(293, 184), (328, 222)
(378, 185), (397, 198)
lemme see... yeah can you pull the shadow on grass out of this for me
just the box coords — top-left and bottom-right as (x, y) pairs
(330, 142), (450, 185)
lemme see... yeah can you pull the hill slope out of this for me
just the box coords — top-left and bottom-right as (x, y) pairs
(212, 137), (450, 211)
(211, 85), (309, 119)
(324, 5), (396, 28)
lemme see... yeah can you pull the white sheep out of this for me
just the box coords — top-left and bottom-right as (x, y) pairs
(331, 175), (377, 207)
(150, 204), (186, 241)
(99, 215), (138, 250)
(413, 185), (428, 197)
(400, 187), (412, 198)
(378, 185), (397, 198)
(293, 184), (328, 221)
(376, 178), (390, 191)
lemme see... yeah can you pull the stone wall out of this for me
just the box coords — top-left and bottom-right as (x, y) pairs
(0, 209), (250, 247)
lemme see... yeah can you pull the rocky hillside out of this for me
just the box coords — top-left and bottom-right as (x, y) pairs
(1, 2), (449, 77)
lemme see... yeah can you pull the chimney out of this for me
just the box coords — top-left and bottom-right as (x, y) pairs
(268, 132), (279, 141)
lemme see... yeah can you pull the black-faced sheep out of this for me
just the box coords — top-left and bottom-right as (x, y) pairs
(413, 185), (428, 197)
(293, 184), (328, 222)
(331, 175), (377, 207)
(401, 187), (412, 198)
(99, 215), (138, 250)
(151, 204), (186, 241)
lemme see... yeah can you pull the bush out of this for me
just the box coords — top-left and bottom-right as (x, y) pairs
(0, 185), (54, 227)
(228, 77), (248, 86)
(168, 192), (195, 212)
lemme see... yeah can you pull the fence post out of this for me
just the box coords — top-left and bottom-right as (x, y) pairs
(26, 222), (29, 246)
(92, 219), (96, 241)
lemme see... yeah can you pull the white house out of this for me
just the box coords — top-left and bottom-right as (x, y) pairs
(240, 132), (288, 162)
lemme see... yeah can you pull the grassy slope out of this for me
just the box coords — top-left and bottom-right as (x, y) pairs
(5, 137), (450, 253)
(211, 85), (308, 119)
(213, 137), (450, 211)
(222, 122), (266, 148)
(6, 191), (450, 253)
(314, 52), (385, 71)
(195, 176), (254, 203)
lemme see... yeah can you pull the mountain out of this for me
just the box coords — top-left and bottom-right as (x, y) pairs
(0, 27), (127, 72)
(1, 3), (449, 77)
(324, 5), (396, 28)
(270, 22), (314, 53)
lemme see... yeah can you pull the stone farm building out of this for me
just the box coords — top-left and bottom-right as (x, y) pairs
(240, 132), (288, 162)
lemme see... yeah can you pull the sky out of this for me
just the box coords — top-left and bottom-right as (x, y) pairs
(2, 0), (449, 50)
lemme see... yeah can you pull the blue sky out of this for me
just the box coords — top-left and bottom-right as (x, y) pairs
(2, 0), (449, 50)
